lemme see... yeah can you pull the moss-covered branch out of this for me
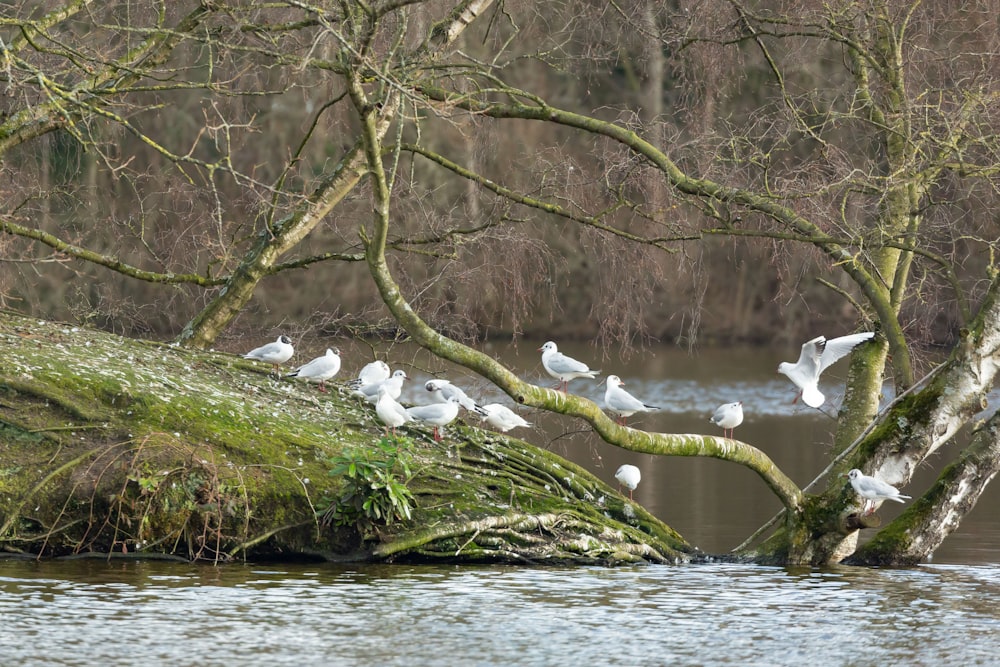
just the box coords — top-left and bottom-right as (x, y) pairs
(850, 408), (1000, 565)
(413, 84), (912, 391)
(352, 65), (803, 513)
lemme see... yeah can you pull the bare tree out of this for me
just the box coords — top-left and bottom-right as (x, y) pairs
(347, 0), (1000, 564)
(3, 0), (1000, 565)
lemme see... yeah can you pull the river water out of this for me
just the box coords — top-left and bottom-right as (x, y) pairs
(3, 559), (1000, 665)
(4, 341), (1000, 664)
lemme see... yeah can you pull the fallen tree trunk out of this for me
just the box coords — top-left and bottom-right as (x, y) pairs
(0, 311), (689, 565)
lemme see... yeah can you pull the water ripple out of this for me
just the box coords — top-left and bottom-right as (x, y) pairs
(2, 560), (999, 666)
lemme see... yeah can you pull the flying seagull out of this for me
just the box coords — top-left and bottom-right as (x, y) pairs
(777, 332), (875, 408)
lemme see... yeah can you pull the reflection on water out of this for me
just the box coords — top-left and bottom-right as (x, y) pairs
(2, 559), (999, 666)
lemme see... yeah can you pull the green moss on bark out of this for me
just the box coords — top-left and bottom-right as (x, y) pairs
(0, 312), (689, 564)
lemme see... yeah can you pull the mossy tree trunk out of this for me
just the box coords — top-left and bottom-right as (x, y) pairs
(0, 312), (690, 564)
(747, 276), (1000, 565)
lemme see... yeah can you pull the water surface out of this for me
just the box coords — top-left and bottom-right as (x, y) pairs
(2, 559), (998, 666)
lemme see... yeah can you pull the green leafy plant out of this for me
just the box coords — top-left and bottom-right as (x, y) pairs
(323, 438), (415, 531)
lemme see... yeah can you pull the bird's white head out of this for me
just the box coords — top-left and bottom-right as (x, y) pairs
(539, 341), (557, 353)
(392, 370), (408, 379)
(776, 361), (792, 376)
(606, 375), (623, 387)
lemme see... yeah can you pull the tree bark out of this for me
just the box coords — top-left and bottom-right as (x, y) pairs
(175, 141), (373, 348)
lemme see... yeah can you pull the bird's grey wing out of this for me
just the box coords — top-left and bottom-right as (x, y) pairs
(406, 404), (437, 421)
(246, 342), (277, 359)
(818, 332), (875, 374)
(796, 337), (824, 366)
(609, 387), (646, 411)
(291, 358), (321, 376)
(309, 356), (338, 377)
(788, 337), (824, 382)
(442, 384), (478, 410)
(869, 477), (901, 497)
(550, 352), (590, 374)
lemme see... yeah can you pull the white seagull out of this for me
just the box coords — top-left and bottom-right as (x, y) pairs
(615, 464), (641, 501)
(539, 341), (600, 393)
(348, 360), (391, 390)
(285, 348), (341, 393)
(476, 403), (532, 433)
(777, 332), (875, 408)
(353, 369), (407, 404)
(243, 335), (294, 374)
(376, 386), (413, 437)
(406, 397), (461, 442)
(604, 375), (659, 425)
(710, 401), (744, 439)
(424, 379), (480, 411)
(847, 468), (911, 516)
